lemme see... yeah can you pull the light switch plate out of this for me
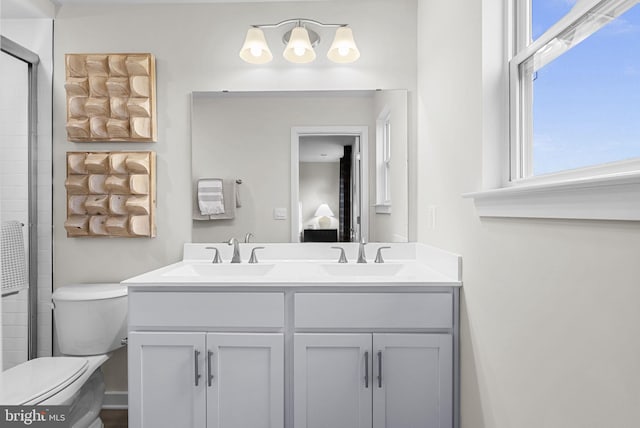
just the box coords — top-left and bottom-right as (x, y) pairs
(273, 207), (287, 220)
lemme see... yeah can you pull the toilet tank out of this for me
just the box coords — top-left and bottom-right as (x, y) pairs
(53, 283), (128, 356)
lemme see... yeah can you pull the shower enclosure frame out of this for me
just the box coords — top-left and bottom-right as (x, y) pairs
(1, 35), (40, 360)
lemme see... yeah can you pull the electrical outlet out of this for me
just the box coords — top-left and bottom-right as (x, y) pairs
(428, 206), (437, 229)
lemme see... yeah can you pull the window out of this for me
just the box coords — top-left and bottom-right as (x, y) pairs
(511, 0), (640, 180)
(376, 109), (392, 213)
(466, 0), (640, 221)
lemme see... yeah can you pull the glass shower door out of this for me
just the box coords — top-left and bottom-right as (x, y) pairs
(0, 39), (37, 370)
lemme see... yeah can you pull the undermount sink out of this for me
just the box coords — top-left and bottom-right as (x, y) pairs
(163, 263), (275, 277)
(321, 263), (404, 277)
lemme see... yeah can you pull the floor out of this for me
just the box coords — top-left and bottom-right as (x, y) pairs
(100, 409), (128, 428)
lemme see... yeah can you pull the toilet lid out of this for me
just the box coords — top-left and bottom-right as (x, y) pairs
(0, 357), (88, 405)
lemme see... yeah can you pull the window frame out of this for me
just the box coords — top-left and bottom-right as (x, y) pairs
(510, 0), (640, 184)
(465, 0), (640, 221)
(375, 107), (392, 214)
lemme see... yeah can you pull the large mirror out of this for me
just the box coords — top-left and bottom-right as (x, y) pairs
(191, 90), (409, 243)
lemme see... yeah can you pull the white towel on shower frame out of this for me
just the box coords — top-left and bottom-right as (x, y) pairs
(1, 221), (28, 296)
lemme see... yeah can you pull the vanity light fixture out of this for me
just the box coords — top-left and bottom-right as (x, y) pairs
(239, 18), (360, 65)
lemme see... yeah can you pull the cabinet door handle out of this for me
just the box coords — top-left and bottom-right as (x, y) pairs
(377, 351), (383, 388)
(364, 351), (369, 388)
(207, 351), (214, 387)
(194, 349), (201, 386)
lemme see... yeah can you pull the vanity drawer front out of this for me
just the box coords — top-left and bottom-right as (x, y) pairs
(129, 292), (284, 329)
(295, 292), (452, 329)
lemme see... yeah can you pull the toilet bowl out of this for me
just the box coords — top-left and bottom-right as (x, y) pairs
(0, 283), (127, 428)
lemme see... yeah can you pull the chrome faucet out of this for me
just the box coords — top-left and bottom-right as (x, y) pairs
(331, 246), (348, 263)
(227, 238), (241, 263)
(205, 246), (223, 264)
(357, 239), (367, 264)
(249, 247), (265, 264)
(375, 246), (391, 264)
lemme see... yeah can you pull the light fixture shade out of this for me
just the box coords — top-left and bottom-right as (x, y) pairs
(314, 203), (334, 218)
(327, 27), (360, 63)
(239, 27), (273, 64)
(283, 26), (316, 63)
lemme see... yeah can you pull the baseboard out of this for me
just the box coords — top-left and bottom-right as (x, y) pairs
(102, 391), (128, 409)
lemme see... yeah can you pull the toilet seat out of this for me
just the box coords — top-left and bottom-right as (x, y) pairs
(0, 357), (88, 405)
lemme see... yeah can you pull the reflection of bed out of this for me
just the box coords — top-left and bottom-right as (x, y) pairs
(303, 228), (338, 242)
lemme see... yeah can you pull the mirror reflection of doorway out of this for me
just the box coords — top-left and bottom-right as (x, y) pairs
(292, 126), (368, 243)
(299, 136), (358, 242)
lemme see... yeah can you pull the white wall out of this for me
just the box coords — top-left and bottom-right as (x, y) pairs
(54, 0), (416, 395)
(1, 17), (54, 363)
(417, 1), (640, 427)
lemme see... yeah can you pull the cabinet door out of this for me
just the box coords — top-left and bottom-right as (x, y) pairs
(372, 334), (452, 428)
(294, 334), (372, 428)
(206, 333), (284, 428)
(128, 332), (207, 428)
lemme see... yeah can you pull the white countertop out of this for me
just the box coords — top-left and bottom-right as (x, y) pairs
(123, 242), (462, 289)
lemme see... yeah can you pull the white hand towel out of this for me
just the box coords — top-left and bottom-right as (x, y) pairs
(198, 178), (225, 215)
(1, 221), (28, 296)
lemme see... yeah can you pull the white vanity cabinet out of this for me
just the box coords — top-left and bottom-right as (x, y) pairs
(372, 333), (452, 428)
(128, 332), (207, 428)
(129, 332), (284, 428)
(127, 287), (459, 428)
(293, 292), (454, 428)
(128, 292), (286, 428)
(294, 334), (373, 428)
(294, 333), (452, 428)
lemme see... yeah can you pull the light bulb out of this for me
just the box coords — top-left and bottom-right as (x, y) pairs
(327, 27), (360, 63)
(283, 26), (316, 63)
(239, 27), (273, 64)
(250, 46), (262, 57)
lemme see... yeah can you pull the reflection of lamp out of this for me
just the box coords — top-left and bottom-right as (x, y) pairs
(314, 203), (334, 229)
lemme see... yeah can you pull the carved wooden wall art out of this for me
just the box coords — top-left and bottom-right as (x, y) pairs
(65, 53), (157, 142)
(65, 151), (156, 237)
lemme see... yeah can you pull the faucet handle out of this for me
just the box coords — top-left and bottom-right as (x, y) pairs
(374, 246), (392, 264)
(205, 246), (223, 264)
(249, 247), (265, 264)
(244, 232), (254, 243)
(331, 246), (348, 263)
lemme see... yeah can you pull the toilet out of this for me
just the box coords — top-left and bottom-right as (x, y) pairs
(0, 283), (128, 428)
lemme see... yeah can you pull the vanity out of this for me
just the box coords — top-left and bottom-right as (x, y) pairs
(124, 243), (462, 428)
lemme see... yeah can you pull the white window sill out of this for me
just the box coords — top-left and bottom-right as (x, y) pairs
(463, 171), (640, 221)
(375, 204), (392, 214)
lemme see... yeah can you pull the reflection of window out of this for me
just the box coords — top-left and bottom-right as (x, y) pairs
(376, 109), (391, 213)
(511, 0), (640, 179)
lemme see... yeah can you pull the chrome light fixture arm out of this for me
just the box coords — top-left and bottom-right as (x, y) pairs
(250, 18), (347, 30)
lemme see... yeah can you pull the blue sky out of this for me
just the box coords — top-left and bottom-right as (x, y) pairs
(531, 0), (640, 175)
